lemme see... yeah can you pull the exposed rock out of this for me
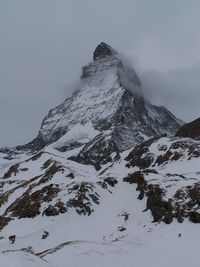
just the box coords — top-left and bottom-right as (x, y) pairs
(27, 151), (44, 161)
(6, 184), (61, 218)
(145, 184), (173, 224)
(118, 226), (126, 232)
(124, 172), (147, 200)
(0, 216), (12, 232)
(124, 171), (175, 223)
(67, 182), (100, 216)
(176, 117), (200, 139)
(126, 136), (200, 170)
(189, 212), (200, 223)
(3, 164), (19, 179)
(20, 168), (28, 172)
(43, 202), (67, 217)
(42, 231), (49, 240)
(118, 212), (129, 221)
(124, 171), (174, 223)
(38, 162), (64, 184)
(154, 150), (173, 166)
(125, 137), (158, 169)
(174, 182), (200, 222)
(68, 134), (120, 169)
(55, 141), (82, 152)
(41, 159), (54, 170)
(93, 42), (114, 60)
(124, 167), (200, 224)
(97, 177), (118, 189)
(9, 235), (16, 244)
(66, 173), (75, 179)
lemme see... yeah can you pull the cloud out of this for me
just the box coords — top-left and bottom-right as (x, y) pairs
(141, 63), (200, 122)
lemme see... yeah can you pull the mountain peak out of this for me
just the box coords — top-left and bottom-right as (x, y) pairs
(14, 43), (182, 157)
(93, 42), (116, 60)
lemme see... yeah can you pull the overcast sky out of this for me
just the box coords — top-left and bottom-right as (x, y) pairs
(0, 0), (200, 147)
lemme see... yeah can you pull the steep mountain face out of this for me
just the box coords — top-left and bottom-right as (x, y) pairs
(21, 42), (182, 168)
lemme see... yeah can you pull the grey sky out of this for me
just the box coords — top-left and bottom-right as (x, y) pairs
(0, 0), (200, 147)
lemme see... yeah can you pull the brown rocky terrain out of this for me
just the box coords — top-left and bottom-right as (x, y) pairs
(176, 117), (200, 139)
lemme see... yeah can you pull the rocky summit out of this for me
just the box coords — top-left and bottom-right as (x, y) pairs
(0, 43), (200, 267)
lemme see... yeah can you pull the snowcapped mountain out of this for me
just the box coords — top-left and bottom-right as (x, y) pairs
(17, 43), (182, 167)
(0, 43), (199, 267)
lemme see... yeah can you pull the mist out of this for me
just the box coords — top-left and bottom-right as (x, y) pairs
(141, 64), (200, 122)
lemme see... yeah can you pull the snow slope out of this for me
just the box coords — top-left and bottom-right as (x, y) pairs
(0, 135), (200, 266)
(0, 251), (53, 267)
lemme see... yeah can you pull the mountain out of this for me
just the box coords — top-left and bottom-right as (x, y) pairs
(15, 42), (182, 170)
(1, 43), (200, 267)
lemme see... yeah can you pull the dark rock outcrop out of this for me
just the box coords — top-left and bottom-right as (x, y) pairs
(68, 134), (120, 169)
(124, 171), (173, 224)
(5, 184), (61, 218)
(125, 137), (158, 169)
(67, 182), (100, 216)
(124, 169), (200, 224)
(43, 202), (67, 217)
(0, 216), (12, 232)
(93, 42), (114, 60)
(176, 117), (200, 139)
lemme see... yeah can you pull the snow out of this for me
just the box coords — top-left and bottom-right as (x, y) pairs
(0, 251), (53, 267)
(52, 122), (100, 150)
(44, 225), (200, 267)
(0, 152), (28, 178)
(0, 138), (200, 267)
(40, 57), (125, 142)
(1, 172), (200, 267)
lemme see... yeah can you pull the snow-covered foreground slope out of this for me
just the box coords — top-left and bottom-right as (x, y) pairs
(0, 251), (53, 267)
(0, 135), (200, 266)
(44, 222), (200, 267)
